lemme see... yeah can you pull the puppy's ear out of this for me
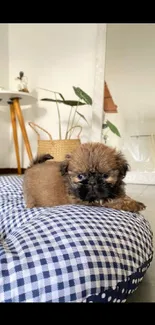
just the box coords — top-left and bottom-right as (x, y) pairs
(117, 152), (130, 178)
(120, 162), (130, 178)
(60, 153), (72, 176)
(60, 160), (69, 175)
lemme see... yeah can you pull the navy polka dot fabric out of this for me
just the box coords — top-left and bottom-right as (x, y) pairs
(0, 176), (153, 302)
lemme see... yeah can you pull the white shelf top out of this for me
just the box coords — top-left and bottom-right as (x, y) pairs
(0, 90), (37, 106)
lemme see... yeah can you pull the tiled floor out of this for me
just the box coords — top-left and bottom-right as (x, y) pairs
(126, 183), (155, 303)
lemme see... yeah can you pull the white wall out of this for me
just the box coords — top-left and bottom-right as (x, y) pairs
(0, 24), (9, 89)
(0, 24), (10, 167)
(8, 23), (99, 168)
(104, 24), (155, 157)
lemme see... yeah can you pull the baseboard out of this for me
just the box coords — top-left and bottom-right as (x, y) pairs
(0, 168), (26, 175)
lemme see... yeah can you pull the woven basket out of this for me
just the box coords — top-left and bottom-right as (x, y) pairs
(29, 122), (81, 161)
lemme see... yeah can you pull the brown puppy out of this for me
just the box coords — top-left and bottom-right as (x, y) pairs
(23, 156), (70, 208)
(23, 143), (146, 212)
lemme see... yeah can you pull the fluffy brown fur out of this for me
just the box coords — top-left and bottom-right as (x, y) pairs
(23, 143), (146, 212)
(23, 159), (71, 208)
(28, 154), (54, 168)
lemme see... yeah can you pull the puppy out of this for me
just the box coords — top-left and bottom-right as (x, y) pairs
(23, 143), (146, 212)
(23, 155), (70, 208)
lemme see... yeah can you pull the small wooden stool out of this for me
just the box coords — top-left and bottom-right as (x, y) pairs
(0, 90), (37, 175)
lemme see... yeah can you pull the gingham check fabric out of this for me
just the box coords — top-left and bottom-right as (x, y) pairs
(0, 176), (153, 302)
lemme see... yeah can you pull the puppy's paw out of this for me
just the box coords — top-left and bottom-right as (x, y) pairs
(133, 201), (146, 213)
(26, 203), (35, 208)
(99, 198), (146, 213)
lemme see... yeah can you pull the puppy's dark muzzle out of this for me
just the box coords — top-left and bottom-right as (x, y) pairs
(89, 176), (97, 186)
(86, 184), (98, 201)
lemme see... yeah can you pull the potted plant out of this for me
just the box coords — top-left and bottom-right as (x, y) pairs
(39, 86), (91, 140)
(40, 86), (121, 141)
(29, 86), (121, 161)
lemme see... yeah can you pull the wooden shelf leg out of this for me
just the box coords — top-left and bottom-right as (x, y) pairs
(12, 98), (33, 162)
(10, 103), (22, 175)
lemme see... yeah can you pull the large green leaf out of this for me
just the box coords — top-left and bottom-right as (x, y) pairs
(76, 111), (89, 125)
(106, 120), (121, 137)
(73, 87), (92, 105)
(41, 98), (86, 107)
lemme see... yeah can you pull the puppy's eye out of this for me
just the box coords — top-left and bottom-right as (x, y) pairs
(77, 174), (86, 181)
(103, 173), (109, 179)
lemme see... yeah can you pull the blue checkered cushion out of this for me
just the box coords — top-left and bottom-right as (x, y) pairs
(0, 176), (153, 302)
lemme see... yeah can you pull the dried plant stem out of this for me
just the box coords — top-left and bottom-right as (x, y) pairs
(65, 106), (73, 139)
(37, 87), (58, 94)
(69, 103), (79, 139)
(69, 115), (81, 138)
(54, 93), (62, 140)
(66, 125), (82, 139)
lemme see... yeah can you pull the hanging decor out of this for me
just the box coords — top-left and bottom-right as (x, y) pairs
(104, 81), (118, 113)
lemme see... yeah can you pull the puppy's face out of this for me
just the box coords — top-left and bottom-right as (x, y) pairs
(61, 143), (129, 202)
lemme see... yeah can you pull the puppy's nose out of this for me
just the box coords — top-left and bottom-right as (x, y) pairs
(89, 178), (95, 185)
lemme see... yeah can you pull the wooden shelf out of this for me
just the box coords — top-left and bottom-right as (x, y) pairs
(104, 82), (118, 113)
